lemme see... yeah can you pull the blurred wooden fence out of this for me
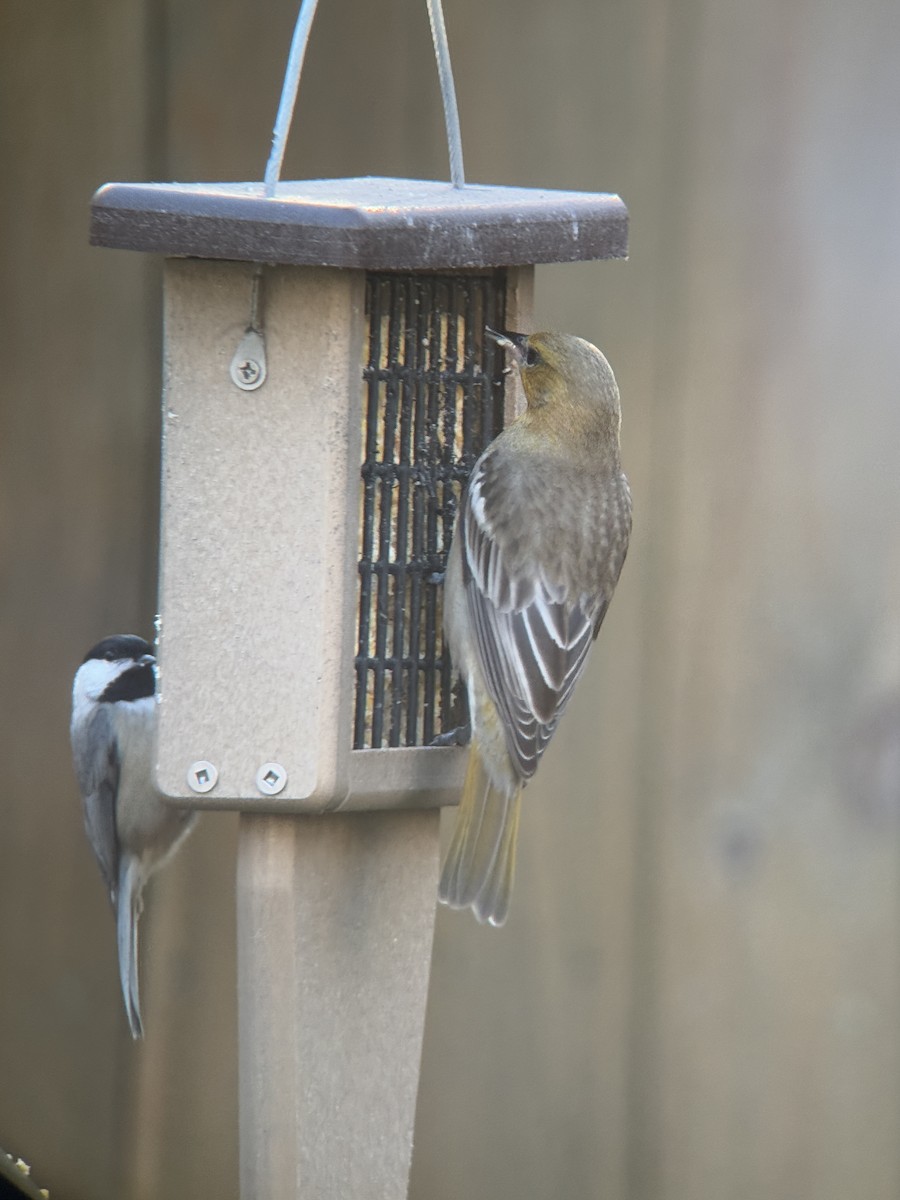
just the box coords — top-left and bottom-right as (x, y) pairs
(1, 0), (899, 1197)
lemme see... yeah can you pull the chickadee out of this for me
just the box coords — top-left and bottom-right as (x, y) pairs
(70, 635), (196, 1038)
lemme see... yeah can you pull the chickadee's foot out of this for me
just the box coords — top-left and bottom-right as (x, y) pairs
(430, 722), (471, 748)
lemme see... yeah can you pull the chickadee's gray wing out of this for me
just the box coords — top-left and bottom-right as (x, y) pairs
(73, 706), (121, 901)
(459, 456), (597, 781)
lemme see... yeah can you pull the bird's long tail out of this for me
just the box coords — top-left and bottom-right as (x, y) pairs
(116, 856), (144, 1039)
(438, 746), (522, 926)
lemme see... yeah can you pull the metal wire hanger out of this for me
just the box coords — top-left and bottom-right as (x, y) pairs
(263, 0), (466, 195)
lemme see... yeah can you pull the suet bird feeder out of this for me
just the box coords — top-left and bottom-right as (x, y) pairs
(90, 4), (627, 1197)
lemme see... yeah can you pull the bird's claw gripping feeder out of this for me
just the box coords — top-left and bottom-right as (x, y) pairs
(90, 1), (627, 1195)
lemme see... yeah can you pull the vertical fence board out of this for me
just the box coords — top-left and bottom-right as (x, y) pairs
(0, 3), (159, 1196)
(643, 0), (900, 1196)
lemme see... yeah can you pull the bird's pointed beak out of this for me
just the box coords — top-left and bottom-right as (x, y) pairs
(138, 654), (155, 667)
(485, 327), (529, 364)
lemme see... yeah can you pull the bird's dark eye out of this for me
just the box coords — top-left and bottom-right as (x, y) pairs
(524, 345), (540, 367)
(104, 649), (116, 660)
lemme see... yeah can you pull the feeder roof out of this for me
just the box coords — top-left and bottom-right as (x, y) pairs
(90, 177), (627, 270)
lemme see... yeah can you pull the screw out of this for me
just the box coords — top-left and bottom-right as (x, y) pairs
(255, 762), (287, 796)
(187, 760), (218, 794)
(237, 358), (261, 385)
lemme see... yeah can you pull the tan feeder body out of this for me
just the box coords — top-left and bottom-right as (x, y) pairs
(90, 175), (627, 1197)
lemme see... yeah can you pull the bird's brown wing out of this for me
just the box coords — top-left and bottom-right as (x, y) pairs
(459, 460), (599, 782)
(73, 706), (121, 902)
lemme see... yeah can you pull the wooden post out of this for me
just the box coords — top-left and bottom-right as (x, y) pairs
(237, 811), (439, 1199)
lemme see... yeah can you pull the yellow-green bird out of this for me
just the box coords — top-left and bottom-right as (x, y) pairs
(438, 329), (632, 926)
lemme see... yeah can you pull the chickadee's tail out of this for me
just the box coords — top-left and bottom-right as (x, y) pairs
(438, 746), (522, 927)
(116, 856), (144, 1039)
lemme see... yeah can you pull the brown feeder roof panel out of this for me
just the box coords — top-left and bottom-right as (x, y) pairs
(90, 177), (628, 270)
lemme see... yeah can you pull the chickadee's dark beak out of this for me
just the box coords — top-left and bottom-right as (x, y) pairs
(485, 327), (529, 364)
(138, 654), (155, 667)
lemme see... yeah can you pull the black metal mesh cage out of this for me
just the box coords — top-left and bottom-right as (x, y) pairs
(354, 270), (507, 750)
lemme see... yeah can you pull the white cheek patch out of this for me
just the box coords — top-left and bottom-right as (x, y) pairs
(73, 658), (121, 704)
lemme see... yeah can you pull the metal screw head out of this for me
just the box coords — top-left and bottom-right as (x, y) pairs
(237, 358), (262, 385)
(187, 760), (218, 794)
(255, 762), (287, 796)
